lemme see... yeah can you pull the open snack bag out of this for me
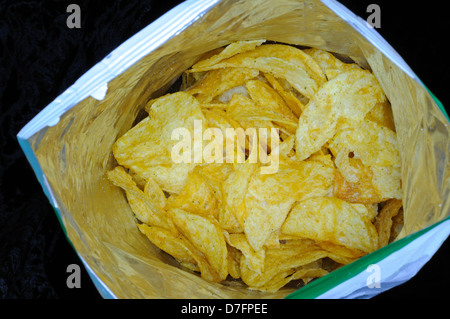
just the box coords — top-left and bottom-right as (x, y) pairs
(17, 0), (450, 298)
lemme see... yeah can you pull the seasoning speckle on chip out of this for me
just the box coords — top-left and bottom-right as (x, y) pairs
(107, 40), (403, 292)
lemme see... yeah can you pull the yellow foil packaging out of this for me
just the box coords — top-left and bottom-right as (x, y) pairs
(17, 0), (450, 298)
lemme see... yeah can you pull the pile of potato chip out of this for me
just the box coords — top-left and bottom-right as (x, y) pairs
(106, 40), (403, 292)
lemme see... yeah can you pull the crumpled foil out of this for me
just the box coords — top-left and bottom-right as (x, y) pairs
(26, 0), (449, 298)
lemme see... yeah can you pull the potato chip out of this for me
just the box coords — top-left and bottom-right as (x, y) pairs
(203, 107), (241, 132)
(137, 224), (196, 264)
(264, 230), (282, 249)
(303, 48), (361, 80)
(143, 175), (166, 209)
(245, 79), (298, 134)
(225, 92), (297, 136)
(143, 163), (197, 195)
(224, 233), (265, 274)
(106, 166), (174, 230)
(390, 207), (404, 242)
(196, 163), (234, 183)
(329, 119), (402, 201)
(333, 161), (382, 204)
(191, 39), (266, 71)
(165, 168), (219, 219)
(220, 162), (258, 232)
(273, 134), (295, 159)
(250, 44), (327, 88)
(113, 92), (206, 193)
(190, 44), (324, 99)
(374, 199), (403, 248)
(316, 241), (365, 259)
(128, 168), (147, 190)
(202, 106), (255, 163)
(281, 197), (379, 253)
(246, 79), (297, 120)
(168, 208), (228, 282)
(330, 119), (400, 168)
(295, 69), (386, 161)
(371, 165), (402, 200)
(243, 157), (335, 251)
(195, 163), (233, 206)
(365, 101), (396, 132)
(220, 94), (278, 152)
(138, 223), (221, 281)
(256, 262), (329, 292)
(226, 244), (242, 279)
(215, 85), (250, 103)
(320, 252), (357, 266)
(187, 67), (259, 103)
(263, 73), (305, 117)
(240, 239), (328, 289)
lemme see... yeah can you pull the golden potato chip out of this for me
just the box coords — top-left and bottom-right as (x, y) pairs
(329, 119), (402, 201)
(220, 94), (278, 152)
(322, 252), (358, 266)
(264, 230), (282, 249)
(371, 165), (402, 200)
(243, 157), (335, 251)
(281, 237), (358, 266)
(243, 44), (327, 89)
(246, 79), (297, 120)
(128, 168), (147, 190)
(196, 163), (234, 183)
(365, 101), (396, 132)
(256, 262), (329, 292)
(316, 241), (365, 259)
(244, 197), (295, 252)
(165, 169), (219, 219)
(215, 85), (250, 104)
(295, 69), (386, 161)
(225, 92), (297, 136)
(187, 67), (259, 103)
(240, 239), (328, 289)
(374, 199), (403, 248)
(273, 134), (295, 159)
(263, 73), (305, 117)
(281, 197), (378, 253)
(195, 163), (233, 207)
(390, 207), (404, 242)
(168, 208), (228, 282)
(224, 233), (265, 274)
(191, 39), (266, 71)
(137, 223), (221, 281)
(143, 175), (166, 209)
(137, 224), (196, 264)
(303, 48), (361, 80)
(202, 104), (251, 160)
(106, 166), (173, 230)
(330, 119), (400, 168)
(226, 244), (242, 279)
(333, 161), (382, 204)
(113, 92), (206, 193)
(203, 106), (241, 131)
(143, 163), (197, 195)
(220, 163), (258, 232)
(245, 79), (298, 133)
(190, 44), (324, 99)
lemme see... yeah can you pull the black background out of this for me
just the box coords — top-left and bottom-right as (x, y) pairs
(0, 0), (449, 300)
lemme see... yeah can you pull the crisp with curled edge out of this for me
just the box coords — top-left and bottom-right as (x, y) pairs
(106, 40), (403, 292)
